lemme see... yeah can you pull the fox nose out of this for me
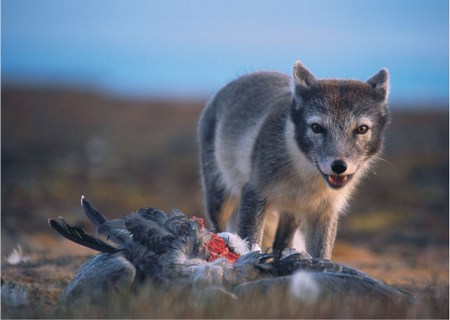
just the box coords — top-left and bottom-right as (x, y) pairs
(331, 160), (347, 174)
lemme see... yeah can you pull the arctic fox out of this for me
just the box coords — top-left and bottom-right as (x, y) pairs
(198, 61), (389, 258)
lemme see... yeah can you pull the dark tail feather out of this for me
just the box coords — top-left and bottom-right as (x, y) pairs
(49, 217), (117, 253)
(81, 195), (107, 227)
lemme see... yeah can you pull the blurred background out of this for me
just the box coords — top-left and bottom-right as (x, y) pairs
(2, 0), (449, 104)
(1, 0), (448, 287)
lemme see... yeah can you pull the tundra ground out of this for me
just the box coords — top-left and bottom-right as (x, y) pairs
(2, 87), (448, 318)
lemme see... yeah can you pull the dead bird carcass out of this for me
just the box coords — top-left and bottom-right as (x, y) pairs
(49, 196), (418, 307)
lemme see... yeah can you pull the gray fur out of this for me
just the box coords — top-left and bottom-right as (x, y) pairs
(198, 61), (390, 259)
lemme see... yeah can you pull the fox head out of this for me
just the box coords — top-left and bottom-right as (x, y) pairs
(290, 61), (390, 189)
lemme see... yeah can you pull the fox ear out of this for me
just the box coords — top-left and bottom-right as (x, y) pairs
(367, 68), (390, 101)
(293, 61), (316, 89)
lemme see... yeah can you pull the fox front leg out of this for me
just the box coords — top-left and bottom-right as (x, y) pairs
(304, 214), (338, 259)
(238, 184), (267, 249)
(272, 213), (300, 257)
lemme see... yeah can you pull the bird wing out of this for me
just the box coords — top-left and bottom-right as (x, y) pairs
(79, 196), (135, 248)
(253, 252), (419, 304)
(48, 217), (117, 253)
(80, 195), (107, 226)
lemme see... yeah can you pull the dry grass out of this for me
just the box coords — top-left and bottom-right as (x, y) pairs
(1, 253), (448, 319)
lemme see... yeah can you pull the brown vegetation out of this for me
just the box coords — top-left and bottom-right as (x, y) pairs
(1, 87), (448, 318)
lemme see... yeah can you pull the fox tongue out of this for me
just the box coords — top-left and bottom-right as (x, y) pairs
(327, 175), (348, 187)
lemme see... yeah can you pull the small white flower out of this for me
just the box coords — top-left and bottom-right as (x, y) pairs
(4, 245), (30, 265)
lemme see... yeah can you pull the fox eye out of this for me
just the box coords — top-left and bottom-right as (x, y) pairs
(355, 125), (369, 135)
(311, 123), (325, 134)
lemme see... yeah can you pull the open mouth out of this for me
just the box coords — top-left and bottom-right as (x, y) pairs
(323, 174), (353, 189)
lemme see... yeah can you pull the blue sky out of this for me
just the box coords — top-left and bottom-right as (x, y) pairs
(2, 0), (449, 106)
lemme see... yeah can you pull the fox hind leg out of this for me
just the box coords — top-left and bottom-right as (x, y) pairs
(199, 103), (230, 232)
(202, 172), (235, 232)
(199, 132), (235, 231)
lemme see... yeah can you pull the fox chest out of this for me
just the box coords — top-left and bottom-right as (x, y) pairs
(264, 175), (349, 219)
